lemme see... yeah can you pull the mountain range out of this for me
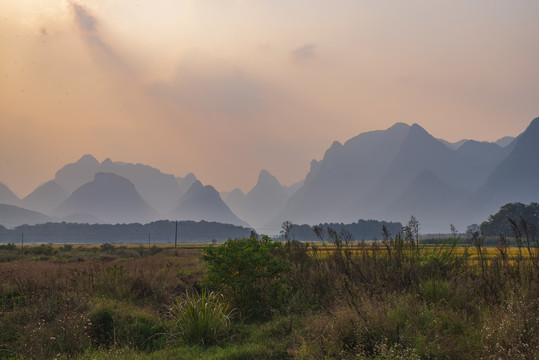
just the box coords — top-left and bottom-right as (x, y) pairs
(0, 156), (244, 228)
(270, 119), (535, 233)
(1, 117), (538, 234)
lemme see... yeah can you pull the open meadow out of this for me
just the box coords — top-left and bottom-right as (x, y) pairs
(1, 231), (539, 359)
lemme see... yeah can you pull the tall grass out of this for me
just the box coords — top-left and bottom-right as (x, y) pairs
(2, 229), (539, 359)
(168, 290), (233, 346)
(0, 248), (204, 359)
(281, 226), (539, 359)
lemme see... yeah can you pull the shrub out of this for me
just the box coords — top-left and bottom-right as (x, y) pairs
(202, 235), (289, 320)
(169, 290), (233, 346)
(60, 244), (73, 251)
(88, 306), (115, 347)
(88, 303), (166, 351)
(28, 244), (55, 256)
(0, 243), (16, 251)
(100, 243), (115, 251)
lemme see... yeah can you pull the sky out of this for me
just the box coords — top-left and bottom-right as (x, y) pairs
(1, 0), (539, 197)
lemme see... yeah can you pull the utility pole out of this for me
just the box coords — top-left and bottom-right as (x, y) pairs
(21, 232), (24, 250)
(174, 221), (178, 249)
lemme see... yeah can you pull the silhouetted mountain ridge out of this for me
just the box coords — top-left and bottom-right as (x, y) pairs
(54, 172), (158, 224)
(171, 181), (249, 227)
(22, 181), (68, 214)
(273, 118), (539, 233)
(0, 183), (20, 207)
(475, 117), (539, 208)
(2, 118), (538, 234)
(0, 204), (54, 228)
(223, 170), (291, 231)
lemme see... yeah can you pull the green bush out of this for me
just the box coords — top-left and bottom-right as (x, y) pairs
(169, 290), (233, 346)
(202, 235), (289, 320)
(100, 243), (115, 251)
(0, 243), (16, 251)
(88, 303), (166, 351)
(419, 279), (451, 303)
(88, 306), (115, 347)
(28, 244), (55, 256)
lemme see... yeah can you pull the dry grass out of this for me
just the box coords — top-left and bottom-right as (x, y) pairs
(1, 236), (539, 359)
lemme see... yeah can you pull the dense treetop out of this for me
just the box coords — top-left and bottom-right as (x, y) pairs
(480, 202), (539, 237)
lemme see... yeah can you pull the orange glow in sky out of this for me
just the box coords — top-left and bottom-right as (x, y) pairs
(1, 1), (538, 196)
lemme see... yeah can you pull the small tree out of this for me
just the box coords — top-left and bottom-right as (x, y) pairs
(281, 221), (293, 243)
(465, 224), (480, 241)
(450, 224), (458, 239)
(202, 235), (289, 320)
(407, 215), (420, 246)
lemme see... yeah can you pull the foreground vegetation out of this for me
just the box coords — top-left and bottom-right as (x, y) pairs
(1, 223), (539, 359)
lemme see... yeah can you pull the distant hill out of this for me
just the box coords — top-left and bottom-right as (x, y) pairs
(384, 170), (469, 233)
(223, 170), (291, 231)
(0, 220), (253, 244)
(99, 158), (185, 213)
(0, 183), (20, 206)
(170, 181), (249, 227)
(474, 118), (539, 213)
(454, 140), (509, 191)
(176, 173), (198, 199)
(273, 118), (537, 233)
(275, 122), (412, 226)
(21, 181), (68, 214)
(54, 172), (158, 224)
(4, 118), (538, 234)
(54, 155), (197, 214)
(439, 139), (469, 150)
(55, 154), (101, 194)
(222, 188), (245, 212)
(0, 204), (54, 228)
(10, 155), (247, 228)
(495, 136), (515, 148)
(285, 179), (304, 197)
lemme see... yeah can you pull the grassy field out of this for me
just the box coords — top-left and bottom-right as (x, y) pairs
(1, 233), (539, 359)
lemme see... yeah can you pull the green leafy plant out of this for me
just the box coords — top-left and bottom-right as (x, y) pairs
(202, 235), (289, 320)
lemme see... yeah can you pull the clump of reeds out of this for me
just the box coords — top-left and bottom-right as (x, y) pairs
(168, 290), (233, 346)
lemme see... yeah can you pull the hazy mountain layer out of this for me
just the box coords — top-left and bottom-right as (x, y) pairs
(0, 183), (20, 207)
(223, 170), (293, 231)
(3, 118), (538, 233)
(21, 181), (68, 214)
(54, 154), (100, 194)
(273, 118), (538, 233)
(54, 172), (158, 224)
(276, 122), (412, 225)
(170, 181), (249, 227)
(474, 118), (539, 212)
(99, 158), (184, 213)
(54, 155), (196, 214)
(0, 204), (54, 228)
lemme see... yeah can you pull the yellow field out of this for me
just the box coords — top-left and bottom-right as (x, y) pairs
(43, 243), (211, 250)
(305, 243), (539, 263)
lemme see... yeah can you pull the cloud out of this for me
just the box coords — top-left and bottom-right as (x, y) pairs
(292, 44), (315, 60)
(71, 2), (108, 51)
(71, 3), (96, 32)
(69, 2), (130, 76)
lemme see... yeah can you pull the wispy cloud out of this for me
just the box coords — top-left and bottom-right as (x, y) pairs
(292, 44), (315, 61)
(69, 2), (126, 72)
(71, 3), (96, 32)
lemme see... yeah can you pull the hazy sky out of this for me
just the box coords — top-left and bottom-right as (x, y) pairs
(1, 1), (538, 197)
